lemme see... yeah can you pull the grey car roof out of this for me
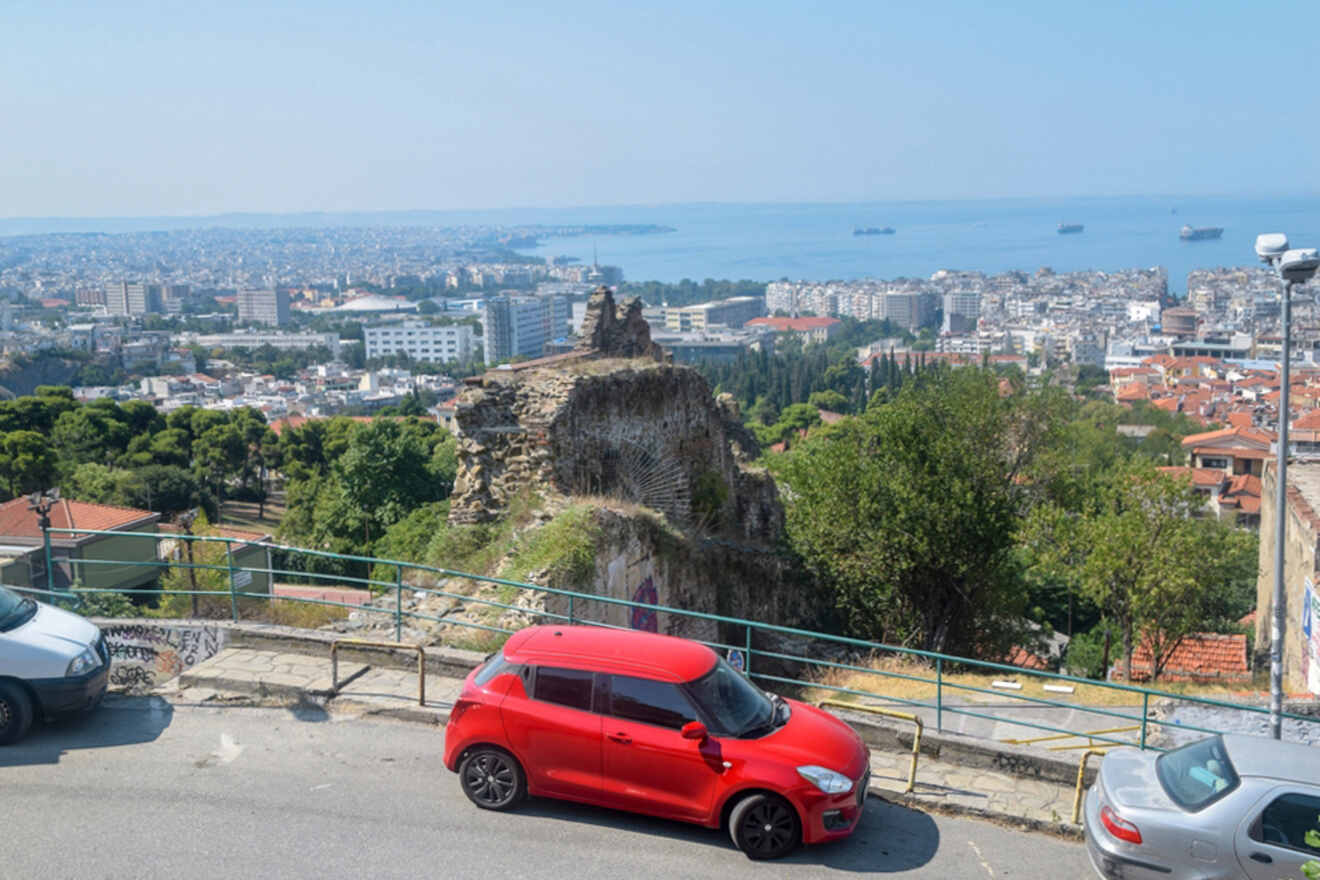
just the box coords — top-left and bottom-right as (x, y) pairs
(1223, 733), (1320, 781)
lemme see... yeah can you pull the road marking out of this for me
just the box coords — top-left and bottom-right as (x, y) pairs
(311, 783), (333, 791)
(968, 839), (995, 877)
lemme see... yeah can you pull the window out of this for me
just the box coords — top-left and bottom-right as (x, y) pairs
(1200, 456), (1229, 470)
(474, 651), (516, 686)
(608, 674), (698, 730)
(533, 666), (594, 712)
(1252, 792), (1320, 854)
(1156, 736), (1239, 811)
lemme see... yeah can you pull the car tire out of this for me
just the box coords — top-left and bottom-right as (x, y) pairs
(0, 680), (34, 746)
(729, 793), (801, 860)
(458, 746), (526, 811)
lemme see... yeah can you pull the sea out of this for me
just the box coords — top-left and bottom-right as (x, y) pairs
(6, 195), (1320, 295)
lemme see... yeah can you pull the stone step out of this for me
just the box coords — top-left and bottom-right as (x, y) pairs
(179, 647), (367, 700)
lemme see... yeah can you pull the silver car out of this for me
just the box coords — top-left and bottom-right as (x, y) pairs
(1085, 734), (1320, 879)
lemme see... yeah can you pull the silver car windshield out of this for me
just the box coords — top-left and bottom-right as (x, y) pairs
(1156, 735), (1240, 811)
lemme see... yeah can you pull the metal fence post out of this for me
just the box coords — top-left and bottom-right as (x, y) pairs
(395, 563), (403, 643)
(1139, 692), (1149, 750)
(568, 595), (574, 625)
(42, 522), (54, 593)
(745, 625), (753, 677)
(226, 539), (238, 622)
(936, 657), (944, 733)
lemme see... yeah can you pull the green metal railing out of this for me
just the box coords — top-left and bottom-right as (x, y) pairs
(17, 525), (1320, 752)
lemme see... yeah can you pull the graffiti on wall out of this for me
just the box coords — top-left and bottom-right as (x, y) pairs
(630, 576), (658, 632)
(102, 624), (226, 691)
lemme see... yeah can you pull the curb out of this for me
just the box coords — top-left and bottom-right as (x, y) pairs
(868, 785), (1084, 841)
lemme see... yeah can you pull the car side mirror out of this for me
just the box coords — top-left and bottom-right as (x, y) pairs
(681, 721), (708, 741)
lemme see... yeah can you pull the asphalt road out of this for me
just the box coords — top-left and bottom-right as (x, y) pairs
(1, 697), (1093, 879)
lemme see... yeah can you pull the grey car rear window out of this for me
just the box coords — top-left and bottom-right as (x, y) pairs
(1156, 736), (1240, 811)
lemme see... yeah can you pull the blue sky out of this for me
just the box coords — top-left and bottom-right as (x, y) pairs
(3, 0), (1317, 217)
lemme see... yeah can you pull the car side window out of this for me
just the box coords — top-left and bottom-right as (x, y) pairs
(607, 674), (698, 730)
(1252, 792), (1320, 854)
(532, 666), (594, 712)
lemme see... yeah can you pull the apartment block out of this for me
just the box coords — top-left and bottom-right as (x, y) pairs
(364, 321), (475, 364)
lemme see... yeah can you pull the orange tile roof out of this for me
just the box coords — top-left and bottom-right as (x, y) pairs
(1227, 412), (1254, 429)
(1157, 466), (1226, 489)
(0, 496), (157, 540)
(1295, 410), (1320, 430)
(1006, 645), (1049, 671)
(1125, 633), (1249, 682)
(1181, 425), (1274, 449)
(1115, 384), (1150, 402)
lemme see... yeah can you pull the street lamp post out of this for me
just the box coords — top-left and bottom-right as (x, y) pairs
(26, 488), (60, 591)
(1256, 235), (1320, 739)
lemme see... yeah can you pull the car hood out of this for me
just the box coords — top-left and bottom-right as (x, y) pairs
(752, 699), (868, 779)
(1099, 747), (1176, 811)
(10, 602), (101, 658)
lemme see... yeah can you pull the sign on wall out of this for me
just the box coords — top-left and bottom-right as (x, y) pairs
(1305, 579), (1320, 695)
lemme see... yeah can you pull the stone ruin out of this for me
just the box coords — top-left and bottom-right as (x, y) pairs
(448, 287), (782, 544)
(418, 287), (817, 646)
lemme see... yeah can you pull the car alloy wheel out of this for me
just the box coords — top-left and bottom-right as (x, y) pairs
(729, 793), (801, 860)
(458, 747), (525, 811)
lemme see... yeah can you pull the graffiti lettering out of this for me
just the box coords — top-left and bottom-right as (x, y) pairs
(103, 624), (225, 692)
(109, 666), (157, 689)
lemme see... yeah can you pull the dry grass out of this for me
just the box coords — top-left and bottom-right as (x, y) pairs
(801, 654), (1265, 709)
(151, 592), (351, 628)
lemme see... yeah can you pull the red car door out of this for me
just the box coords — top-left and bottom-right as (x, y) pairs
(500, 665), (603, 802)
(599, 673), (724, 823)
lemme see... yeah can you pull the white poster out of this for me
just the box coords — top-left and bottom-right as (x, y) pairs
(1306, 579), (1320, 695)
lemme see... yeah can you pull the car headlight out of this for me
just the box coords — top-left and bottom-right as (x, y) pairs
(797, 765), (853, 794)
(67, 646), (101, 676)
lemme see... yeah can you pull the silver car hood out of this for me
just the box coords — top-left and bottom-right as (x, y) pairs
(1100, 748), (1177, 811)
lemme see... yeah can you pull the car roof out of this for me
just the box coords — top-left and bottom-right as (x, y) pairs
(1223, 734), (1320, 781)
(502, 625), (718, 683)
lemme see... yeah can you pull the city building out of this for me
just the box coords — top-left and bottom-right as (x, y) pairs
(664, 296), (765, 332)
(483, 295), (570, 365)
(364, 321), (475, 364)
(105, 281), (160, 316)
(186, 331), (341, 356)
(744, 316), (841, 344)
(237, 288), (290, 326)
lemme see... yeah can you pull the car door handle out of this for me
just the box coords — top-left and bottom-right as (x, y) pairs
(607, 732), (632, 745)
(1249, 852), (1273, 864)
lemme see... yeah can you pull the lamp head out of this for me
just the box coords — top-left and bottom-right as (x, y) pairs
(1256, 233), (1290, 263)
(1280, 248), (1320, 284)
(1277, 249), (1320, 283)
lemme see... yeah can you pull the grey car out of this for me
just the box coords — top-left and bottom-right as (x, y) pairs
(1085, 733), (1320, 879)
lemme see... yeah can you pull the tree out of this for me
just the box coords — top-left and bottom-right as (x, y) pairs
(772, 367), (1060, 655)
(1025, 464), (1258, 682)
(0, 431), (59, 498)
(192, 424), (245, 504)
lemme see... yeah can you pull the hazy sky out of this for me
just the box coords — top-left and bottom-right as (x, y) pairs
(4, 0), (1317, 217)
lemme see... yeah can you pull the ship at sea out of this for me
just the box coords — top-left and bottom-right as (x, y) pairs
(854, 226), (895, 236)
(1057, 223), (1084, 234)
(1180, 225), (1223, 241)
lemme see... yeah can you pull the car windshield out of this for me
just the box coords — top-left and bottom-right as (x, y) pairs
(1156, 735), (1240, 811)
(684, 657), (773, 737)
(0, 584), (37, 631)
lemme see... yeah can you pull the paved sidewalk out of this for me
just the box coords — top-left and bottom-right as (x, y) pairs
(160, 645), (1086, 839)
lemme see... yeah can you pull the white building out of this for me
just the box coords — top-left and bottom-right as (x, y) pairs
(364, 321), (475, 364)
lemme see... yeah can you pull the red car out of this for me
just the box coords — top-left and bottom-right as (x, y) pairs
(443, 625), (871, 860)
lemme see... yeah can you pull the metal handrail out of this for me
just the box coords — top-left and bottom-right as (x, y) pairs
(818, 699), (922, 794)
(1072, 749), (1108, 824)
(330, 639), (426, 706)
(35, 526), (1320, 749)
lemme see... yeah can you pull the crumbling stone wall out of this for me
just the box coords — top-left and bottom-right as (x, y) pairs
(449, 289), (783, 546)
